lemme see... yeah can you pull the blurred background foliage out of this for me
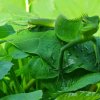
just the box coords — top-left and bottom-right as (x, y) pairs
(0, 0), (100, 34)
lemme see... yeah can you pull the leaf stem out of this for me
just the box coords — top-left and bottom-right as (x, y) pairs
(10, 67), (24, 93)
(24, 79), (35, 91)
(18, 59), (27, 89)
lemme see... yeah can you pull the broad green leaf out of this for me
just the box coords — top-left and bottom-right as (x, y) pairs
(0, 90), (43, 100)
(66, 73), (100, 92)
(5, 30), (62, 69)
(56, 91), (100, 100)
(24, 56), (58, 79)
(0, 24), (15, 39)
(0, 60), (13, 80)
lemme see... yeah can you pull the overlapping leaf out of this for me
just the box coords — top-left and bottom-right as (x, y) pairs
(5, 30), (62, 69)
(5, 44), (29, 59)
(23, 56), (58, 79)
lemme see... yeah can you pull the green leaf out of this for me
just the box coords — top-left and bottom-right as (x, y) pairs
(0, 24), (15, 39)
(66, 73), (100, 92)
(56, 91), (100, 100)
(0, 60), (13, 80)
(5, 30), (62, 69)
(24, 56), (58, 79)
(6, 44), (28, 59)
(0, 90), (43, 100)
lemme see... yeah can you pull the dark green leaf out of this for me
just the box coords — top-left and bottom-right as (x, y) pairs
(64, 42), (97, 73)
(5, 30), (62, 69)
(23, 56), (58, 79)
(67, 73), (100, 92)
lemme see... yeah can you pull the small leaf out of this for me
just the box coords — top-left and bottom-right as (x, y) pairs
(0, 24), (15, 39)
(0, 60), (13, 80)
(6, 44), (28, 59)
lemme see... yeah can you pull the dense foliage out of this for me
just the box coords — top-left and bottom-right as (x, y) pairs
(0, 0), (100, 100)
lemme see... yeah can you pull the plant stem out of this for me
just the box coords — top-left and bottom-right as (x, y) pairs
(18, 59), (27, 90)
(36, 79), (39, 90)
(2, 79), (13, 94)
(10, 67), (24, 93)
(25, 79), (35, 91)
